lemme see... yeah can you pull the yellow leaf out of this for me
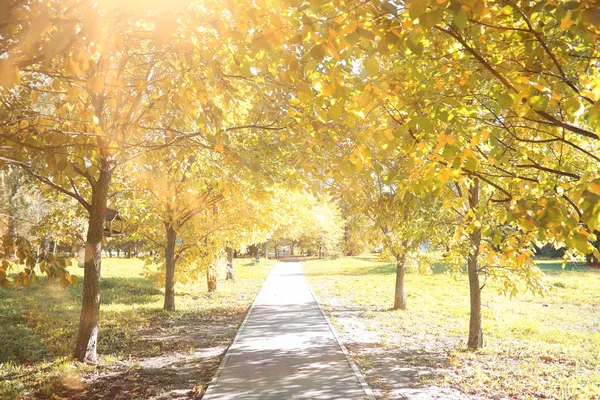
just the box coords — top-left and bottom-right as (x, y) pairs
(19, 120), (29, 129)
(328, 104), (344, 120)
(560, 14), (575, 31)
(588, 180), (600, 194)
(363, 57), (379, 74)
(214, 144), (224, 152)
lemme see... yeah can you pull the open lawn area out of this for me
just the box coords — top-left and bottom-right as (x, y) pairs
(0, 257), (275, 399)
(302, 256), (600, 400)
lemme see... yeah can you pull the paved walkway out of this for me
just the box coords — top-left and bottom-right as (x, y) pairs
(203, 261), (373, 400)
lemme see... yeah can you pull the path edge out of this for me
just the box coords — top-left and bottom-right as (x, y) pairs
(202, 263), (273, 400)
(301, 262), (376, 400)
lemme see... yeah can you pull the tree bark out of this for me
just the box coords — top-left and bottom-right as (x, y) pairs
(74, 169), (111, 364)
(4, 169), (19, 258)
(225, 246), (235, 281)
(207, 263), (217, 292)
(394, 252), (407, 310)
(163, 225), (177, 311)
(467, 178), (483, 350)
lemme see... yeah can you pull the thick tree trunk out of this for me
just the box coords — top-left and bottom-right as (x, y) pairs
(263, 242), (268, 259)
(225, 246), (235, 281)
(393, 253), (407, 310)
(467, 179), (483, 350)
(74, 170), (111, 364)
(163, 225), (177, 311)
(207, 263), (217, 292)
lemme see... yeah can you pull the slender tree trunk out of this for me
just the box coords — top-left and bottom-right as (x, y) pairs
(291, 242), (295, 256)
(225, 246), (235, 281)
(74, 170), (111, 363)
(207, 263), (217, 292)
(467, 178), (483, 350)
(263, 242), (268, 259)
(163, 225), (177, 311)
(393, 252), (407, 310)
(5, 181), (18, 258)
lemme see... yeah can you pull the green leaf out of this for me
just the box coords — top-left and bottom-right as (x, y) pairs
(497, 92), (513, 108)
(363, 57), (379, 74)
(464, 155), (477, 171)
(528, 95), (548, 110)
(406, 38), (424, 55)
(454, 9), (468, 29)
(442, 145), (459, 162)
(408, 0), (428, 19)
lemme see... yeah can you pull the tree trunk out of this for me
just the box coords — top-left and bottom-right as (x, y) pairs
(291, 242), (295, 256)
(163, 225), (176, 311)
(225, 246), (235, 281)
(394, 253), (407, 310)
(263, 242), (268, 259)
(74, 170), (111, 364)
(467, 178), (483, 350)
(207, 263), (217, 292)
(5, 178), (18, 258)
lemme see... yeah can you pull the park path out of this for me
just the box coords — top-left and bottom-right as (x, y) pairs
(203, 261), (373, 400)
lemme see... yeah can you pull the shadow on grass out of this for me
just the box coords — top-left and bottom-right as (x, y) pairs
(2, 298), (251, 399)
(347, 341), (461, 399)
(317, 305), (464, 398)
(0, 275), (238, 364)
(0, 289), (50, 363)
(303, 263), (396, 277)
(100, 277), (162, 305)
(65, 353), (221, 400)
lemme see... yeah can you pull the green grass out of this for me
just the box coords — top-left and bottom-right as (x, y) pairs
(0, 256), (275, 399)
(302, 256), (600, 399)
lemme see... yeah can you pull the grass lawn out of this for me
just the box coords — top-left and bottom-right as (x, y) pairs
(302, 256), (600, 400)
(0, 257), (275, 399)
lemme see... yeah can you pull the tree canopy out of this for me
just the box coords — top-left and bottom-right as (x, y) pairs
(2, 0), (600, 362)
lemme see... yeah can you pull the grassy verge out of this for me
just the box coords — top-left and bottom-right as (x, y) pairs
(0, 257), (276, 399)
(302, 256), (600, 399)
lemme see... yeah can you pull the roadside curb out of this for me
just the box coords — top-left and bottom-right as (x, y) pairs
(202, 264), (272, 400)
(302, 263), (377, 400)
